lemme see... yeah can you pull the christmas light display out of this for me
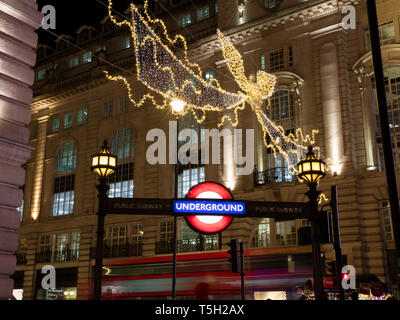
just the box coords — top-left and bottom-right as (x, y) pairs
(106, 0), (319, 172)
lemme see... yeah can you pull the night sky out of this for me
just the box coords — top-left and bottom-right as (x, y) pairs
(36, 0), (153, 46)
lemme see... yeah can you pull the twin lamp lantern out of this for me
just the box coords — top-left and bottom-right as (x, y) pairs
(91, 140), (117, 178)
(297, 145), (327, 187)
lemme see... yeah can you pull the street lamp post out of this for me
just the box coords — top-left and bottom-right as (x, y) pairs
(90, 140), (117, 300)
(297, 145), (327, 301)
(170, 98), (186, 299)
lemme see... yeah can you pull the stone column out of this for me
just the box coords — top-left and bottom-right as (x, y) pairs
(320, 42), (345, 175)
(0, 0), (42, 299)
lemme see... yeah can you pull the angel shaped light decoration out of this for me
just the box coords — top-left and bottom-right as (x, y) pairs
(105, 0), (319, 173)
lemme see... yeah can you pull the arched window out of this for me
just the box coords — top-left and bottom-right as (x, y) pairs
(52, 141), (77, 216)
(109, 127), (135, 198)
(263, 89), (296, 183)
(374, 66), (400, 170)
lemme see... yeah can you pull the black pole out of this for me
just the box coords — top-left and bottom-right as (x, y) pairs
(367, 0), (400, 288)
(331, 185), (345, 301)
(93, 177), (109, 300)
(172, 119), (179, 299)
(240, 241), (245, 300)
(306, 185), (325, 300)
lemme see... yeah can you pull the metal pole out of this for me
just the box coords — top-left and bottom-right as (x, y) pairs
(367, 0), (400, 290)
(93, 177), (109, 300)
(172, 119), (179, 299)
(306, 185), (325, 300)
(331, 185), (345, 300)
(240, 241), (245, 300)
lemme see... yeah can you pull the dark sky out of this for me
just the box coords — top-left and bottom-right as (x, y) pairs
(36, 0), (152, 45)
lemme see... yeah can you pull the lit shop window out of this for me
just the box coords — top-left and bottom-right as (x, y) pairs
(109, 127), (135, 198)
(51, 141), (77, 216)
(178, 13), (191, 28)
(275, 220), (297, 246)
(251, 218), (271, 248)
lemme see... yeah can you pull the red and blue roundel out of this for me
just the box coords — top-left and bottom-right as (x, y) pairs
(184, 182), (234, 234)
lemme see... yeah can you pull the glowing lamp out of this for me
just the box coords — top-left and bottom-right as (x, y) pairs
(91, 140), (117, 178)
(297, 145), (326, 186)
(170, 98), (186, 114)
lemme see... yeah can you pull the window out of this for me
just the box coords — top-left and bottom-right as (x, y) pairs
(37, 69), (46, 81)
(52, 141), (77, 216)
(63, 112), (73, 129)
(50, 115), (60, 133)
(374, 67), (400, 171)
(215, 2), (218, 13)
(38, 232), (80, 262)
(264, 0), (280, 9)
(17, 200), (24, 221)
(204, 70), (217, 84)
(118, 96), (129, 114)
(365, 21), (395, 51)
(261, 90), (296, 183)
(77, 107), (88, 125)
(70, 56), (79, 68)
(121, 36), (131, 49)
(178, 13), (191, 28)
(197, 6), (209, 22)
(289, 46), (293, 66)
(103, 100), (113, 119)
(96, 46), (106, 53)
(260, 54), (266, 71)
(103, 224), (143, 257)
(29, 121), (38, 139)
(269, 48), (284, 72)
(275, 220), (297, 246)
(109, 128), (135, 198)
(82, 51), (92, 64)
(177, 112), (205, 198)
(251, 218), (271, 248)
(382, 201), (394, 241)
(157, 220), (174, 254)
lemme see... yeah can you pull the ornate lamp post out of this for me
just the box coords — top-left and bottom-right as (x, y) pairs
(297, 145), (327, 300)
(90, 140), (117, 300)
(170, 98), (186, 299)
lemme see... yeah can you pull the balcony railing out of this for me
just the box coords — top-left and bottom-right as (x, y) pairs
(90, 241), (143, 259)
(254, 167), (296, 187)
(35, 249), (79, 263)
(155, 238), (220, 255)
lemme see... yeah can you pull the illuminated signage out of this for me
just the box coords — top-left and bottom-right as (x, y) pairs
(174, 200), (245, 215)
(184, 182), (235, 234)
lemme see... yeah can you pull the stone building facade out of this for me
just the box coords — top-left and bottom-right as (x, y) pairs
(16, 0), (400, 299)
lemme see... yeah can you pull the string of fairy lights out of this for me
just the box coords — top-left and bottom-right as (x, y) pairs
(105, 0), (322, 175)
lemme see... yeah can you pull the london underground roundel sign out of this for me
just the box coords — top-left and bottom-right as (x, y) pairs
(184, 182), (234, 234)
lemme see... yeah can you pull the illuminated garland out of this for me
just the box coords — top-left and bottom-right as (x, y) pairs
(106, 0), (319, 172)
